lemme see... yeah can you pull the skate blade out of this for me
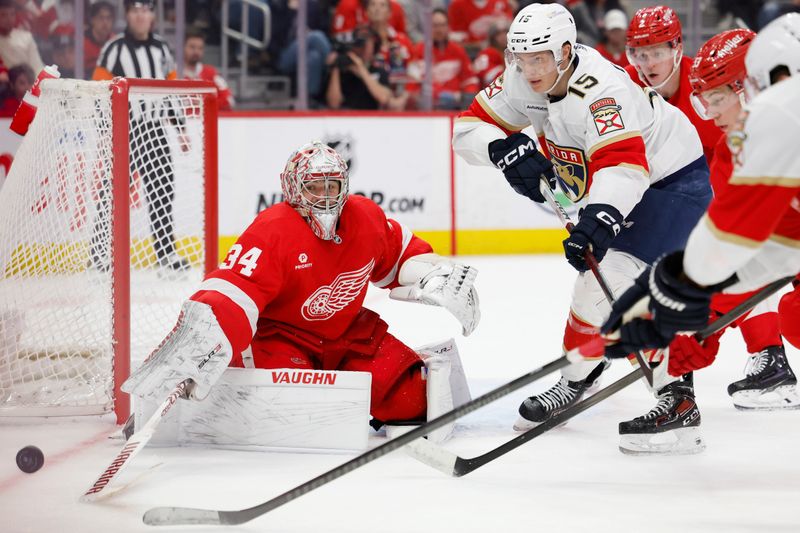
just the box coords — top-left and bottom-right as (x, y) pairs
(512, 416), (541, 432)
(618, 427), (705, 456)
(512, 416), (567, 432)
(732, 385), (800, 411)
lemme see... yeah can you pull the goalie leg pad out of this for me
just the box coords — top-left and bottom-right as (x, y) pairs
(135, 367), (373, 453)
(386, 339), (471, 443)
(419, 339), (472, 443)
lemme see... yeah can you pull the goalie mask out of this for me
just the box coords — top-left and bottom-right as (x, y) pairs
(280, 141), (349, 242)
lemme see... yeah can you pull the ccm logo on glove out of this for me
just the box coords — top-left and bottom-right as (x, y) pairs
(494, 139), (536, 170)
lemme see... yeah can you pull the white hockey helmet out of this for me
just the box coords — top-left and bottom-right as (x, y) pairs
(745, 13), (800, 93)
(280, 141), (349, 242)
(506, 3), (576, 64)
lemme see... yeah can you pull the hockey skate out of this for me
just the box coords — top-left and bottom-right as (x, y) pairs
(618, 379), (704, 455)
(728, 345), (800, 410)
(513, 359), (608, 432)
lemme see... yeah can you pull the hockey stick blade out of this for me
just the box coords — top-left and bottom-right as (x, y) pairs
(538, 179), (655, 386)
(81, 379), (193, 502)
(406, 368), (642, 477)
(141, 356), (570, 526)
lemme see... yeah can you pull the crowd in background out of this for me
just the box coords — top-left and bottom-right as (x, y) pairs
(1, 0), (800, 114)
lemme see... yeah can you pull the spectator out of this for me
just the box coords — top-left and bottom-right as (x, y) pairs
(0, 0), (44, 73)
(332, 0), (406, 41)
(0, 63), (33, 117)
(407, 9), (478, 110)
(447, 0), (512, 48)
(473, 19), (507, 86)
(585, 0), (626, 31)
(396, 0), (445, 43)
(14, 0), (74, 41)
(595, 9), (629, 68)
(365, 0), (413, 94)
(49, 34), (75, 78)
(84, 1), (115, 77)
(0, 55), (8, 92)
(325, 25), (405, 110)
(183, 27), (235, 111)
(716, 0), (762, 31)
(268, 0), (331, 105)
(758, 0), (800, 29)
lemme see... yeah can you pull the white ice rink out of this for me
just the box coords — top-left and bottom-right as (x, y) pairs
(2, 255), (799, 533)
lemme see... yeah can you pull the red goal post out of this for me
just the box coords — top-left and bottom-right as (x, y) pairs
(0, 78), (218, 424)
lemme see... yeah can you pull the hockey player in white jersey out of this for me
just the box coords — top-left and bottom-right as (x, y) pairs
(453, 3), (712, 454)
(601, 14), (800, 380)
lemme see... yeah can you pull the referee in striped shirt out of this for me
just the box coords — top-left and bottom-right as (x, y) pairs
(91, 0), (188, 272)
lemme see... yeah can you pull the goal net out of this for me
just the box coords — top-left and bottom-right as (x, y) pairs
(0, 78), (218, 423)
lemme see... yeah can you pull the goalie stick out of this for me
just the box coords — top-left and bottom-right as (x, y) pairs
(139, 284), (792, 525)
(80, 378), (193, 502)
(140, 356), (569, 526)
(538, 178), (655, 386)
(405, 273), (795, 477)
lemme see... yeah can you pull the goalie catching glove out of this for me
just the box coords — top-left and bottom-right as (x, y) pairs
(389, 254), (480, 336)
(121, 300), (233, 402)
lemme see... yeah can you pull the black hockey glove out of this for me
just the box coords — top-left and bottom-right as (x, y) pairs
(488, 133), (556, 203)
(563, 203), (622, 272)
(601, 251), (719, 353)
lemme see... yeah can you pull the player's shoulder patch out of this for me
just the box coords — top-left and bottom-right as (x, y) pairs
(483, 74), (504, 99)
(589, 97), (625, 136)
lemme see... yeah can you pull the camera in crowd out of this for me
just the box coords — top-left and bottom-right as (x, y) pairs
(332, 27), (376, 70)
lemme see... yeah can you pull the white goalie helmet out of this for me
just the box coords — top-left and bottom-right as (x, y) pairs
(280, 141), (349, 242)
(745, 13), (800, 94)
(506, 3), (577, 92)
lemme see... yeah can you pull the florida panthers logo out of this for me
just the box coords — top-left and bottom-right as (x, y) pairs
(545, 140), (589, 202)
(301, 259), (374, 321)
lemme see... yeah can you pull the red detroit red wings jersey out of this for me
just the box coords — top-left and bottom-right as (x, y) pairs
(191, 195), (432, 354)
(448, 0), (513, 45)
(473, 46), (504, 86)
(709, 134), (733, 196)
(184, 63), (234, 111)
(626, 57), (723, 163)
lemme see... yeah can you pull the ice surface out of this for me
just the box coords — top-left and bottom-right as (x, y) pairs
(2, 255), (798, 532)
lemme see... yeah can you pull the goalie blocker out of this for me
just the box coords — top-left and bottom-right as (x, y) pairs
(134, 339), (470, 451)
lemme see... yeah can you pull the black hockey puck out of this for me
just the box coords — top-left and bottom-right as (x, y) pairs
(16, 445), (44, 474)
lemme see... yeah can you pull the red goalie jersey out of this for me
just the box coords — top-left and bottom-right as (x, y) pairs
(190, 194), (432, 358)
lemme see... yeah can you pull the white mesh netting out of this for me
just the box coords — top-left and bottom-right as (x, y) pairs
(0, 79), (212, 417)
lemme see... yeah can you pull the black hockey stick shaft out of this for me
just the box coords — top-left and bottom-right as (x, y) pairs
(538, 179), (655, 386)
(142, 356), (571, 526)
(453, 367), (642, 476)
(699, 275), (794, 334)
(414, 274), (794, 477)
